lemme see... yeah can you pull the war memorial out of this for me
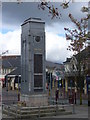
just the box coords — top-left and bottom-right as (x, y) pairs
(20, 17), (48, 107)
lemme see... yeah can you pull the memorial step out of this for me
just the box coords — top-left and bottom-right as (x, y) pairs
(2, 104), (72, 119)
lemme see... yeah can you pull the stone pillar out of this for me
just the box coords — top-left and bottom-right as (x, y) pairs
(21, 18), (48, 106)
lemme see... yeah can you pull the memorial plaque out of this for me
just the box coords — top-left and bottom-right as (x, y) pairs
(34, 75), (43, 87)
(34, 54), (43, 73)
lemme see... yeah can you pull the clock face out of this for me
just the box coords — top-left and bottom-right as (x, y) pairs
(35, 36), (40, 42)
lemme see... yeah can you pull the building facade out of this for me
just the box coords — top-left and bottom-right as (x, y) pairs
(63, 47), (90, 102)
(0, 56), (20, 88)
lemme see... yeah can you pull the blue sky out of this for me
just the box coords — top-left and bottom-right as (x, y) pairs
(2, 29), (14, 34)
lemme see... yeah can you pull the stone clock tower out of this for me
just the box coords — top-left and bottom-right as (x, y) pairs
(21, 18), (48, 107)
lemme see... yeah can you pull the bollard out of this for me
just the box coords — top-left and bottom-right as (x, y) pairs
(38, 106), (40, 118)
(19, 107), (21, 119)
(16, 106), (17, 118)
(8, 106), (10, 117)
(2, 104), (3, 111)
(72, 104), (75, 114)
(55, 104), (58, 116)
(53, 100), (54, 105)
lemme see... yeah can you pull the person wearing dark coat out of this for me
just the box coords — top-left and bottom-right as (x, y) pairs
(55, 88), (59, 104)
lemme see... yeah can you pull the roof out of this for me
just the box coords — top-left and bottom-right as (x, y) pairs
(63, 58), (71, 64)
(46, 61), (64, 70)
(2, 55), (63, 69)
(7, 67), (21, 76)
(24, 18), (42, 22)
(75, 46), (90, 60)
(2, 55), (21, 68)
(21, 17), (45, 26)
(63, 46), (90, 64)
(3, 55), (64, 76)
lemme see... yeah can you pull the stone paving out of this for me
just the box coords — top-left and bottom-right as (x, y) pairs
(42, 105), (89, 119)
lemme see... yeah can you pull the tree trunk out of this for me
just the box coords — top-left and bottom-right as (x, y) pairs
(78, 52), (83, 105)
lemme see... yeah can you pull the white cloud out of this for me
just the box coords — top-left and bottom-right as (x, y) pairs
(46, 31), (73, 63)
(0, 25), (73, 63)
(0, 29), (21, 55)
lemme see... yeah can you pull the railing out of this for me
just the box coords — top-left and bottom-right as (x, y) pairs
(48, 100), (75, 113)
(2, 103), (75, 119)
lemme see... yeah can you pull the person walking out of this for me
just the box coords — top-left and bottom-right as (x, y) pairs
(55, 88), (59, 104)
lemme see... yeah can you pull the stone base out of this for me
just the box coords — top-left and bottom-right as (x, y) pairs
(20, 94), (48, 107)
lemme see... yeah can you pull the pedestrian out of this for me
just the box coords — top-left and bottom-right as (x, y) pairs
(72, 93), (74, 104)
(55, 88), (59, 104)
